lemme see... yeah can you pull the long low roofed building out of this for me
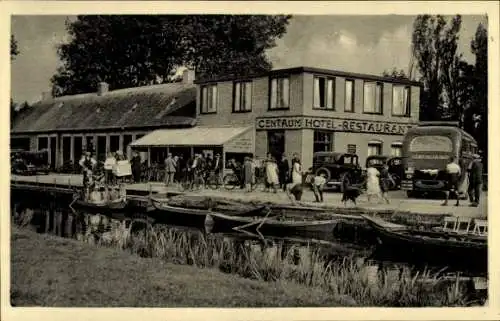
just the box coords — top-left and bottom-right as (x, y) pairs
(11, 70), (197, 168)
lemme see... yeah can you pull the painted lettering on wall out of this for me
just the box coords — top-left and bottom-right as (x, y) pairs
(256, 117), (413, 135)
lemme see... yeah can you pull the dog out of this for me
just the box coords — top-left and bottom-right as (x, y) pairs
(341, 177), (363, 206)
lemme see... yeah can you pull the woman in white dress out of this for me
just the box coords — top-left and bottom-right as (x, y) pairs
(287, 158), (304, 202)
(366, 166), (381, 203)
(265, 156), (279, 193)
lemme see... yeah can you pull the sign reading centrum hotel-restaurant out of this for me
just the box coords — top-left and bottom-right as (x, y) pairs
(256, 116), (413, 136)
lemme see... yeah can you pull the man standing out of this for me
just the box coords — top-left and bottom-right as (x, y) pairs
(164, 153), (176, 186)
(130, 151), (142, 183)
(79, 151), (97, 198)
(278, 154), (290, 192)
(213, 154), (222, 186)
(442, 156), (461, 207)
(468, 153), (484, 207)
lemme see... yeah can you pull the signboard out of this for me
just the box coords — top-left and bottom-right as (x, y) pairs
(225, 129), (254, 153)
(255, 116), (414, 136)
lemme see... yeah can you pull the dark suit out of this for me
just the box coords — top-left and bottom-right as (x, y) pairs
(468, 159), (483, 204)
(278, 158), (290, 191)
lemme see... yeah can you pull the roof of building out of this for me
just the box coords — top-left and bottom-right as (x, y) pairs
(11, 83), (197, 134)
(130, 126), (252, 147)
(195, 66), (422, 86)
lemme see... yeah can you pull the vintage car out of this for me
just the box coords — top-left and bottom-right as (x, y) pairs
(11, 150), (50, 175)
(312, 152), (364, 192)
(365, 155), (403, 190)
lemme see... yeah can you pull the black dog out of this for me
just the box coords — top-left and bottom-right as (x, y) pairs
(341, 186), (362, 206)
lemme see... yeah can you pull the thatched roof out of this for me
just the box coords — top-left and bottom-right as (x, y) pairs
(11, 83), (197, 134)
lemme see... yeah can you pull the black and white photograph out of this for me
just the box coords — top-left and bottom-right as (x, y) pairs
(3, 1), (499, 319)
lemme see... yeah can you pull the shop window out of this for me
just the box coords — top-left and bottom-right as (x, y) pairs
(123, 134), (133, 157)
(73, 136), (83, 162)
(97, 136), (106, 161)
(38, 137), (48, 151)
(344, 79), (355, 112)
(390, 143), (402, 157)
(392, 85), (410, 116)
(11, 137), (31, 151)
(347, 144), (357, 154)
(313, 76), (335, 110)
(368, 141), (382, 156)
(233, 81), (252, 112)
(270, 77), (290, 110)
(62, 136), (71, 162)
(110, 135), (120, 154)
(267, 130), (285, 159)
(313, 131), (333, 153)
(201, 84), (218, 114)
(85, 136), (94, 153)
(363, 81), (383, 114)
(49, 137), (57, 168)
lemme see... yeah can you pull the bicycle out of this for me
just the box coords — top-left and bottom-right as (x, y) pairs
(206, 170), (223, 190)
(223, 171), (266, 191)
(178, 169), (204, 192)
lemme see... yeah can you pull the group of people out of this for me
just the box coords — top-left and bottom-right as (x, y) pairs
(163, 153), (224, 188)
(442, 154), (483, 207)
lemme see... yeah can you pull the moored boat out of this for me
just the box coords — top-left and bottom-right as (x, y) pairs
(150, 197), (216, 227)
(73, 197), (128, 212)
(207, 211), (342, 236)
(361, 215), (487, 272)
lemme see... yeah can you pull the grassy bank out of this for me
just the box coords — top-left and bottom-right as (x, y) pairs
(10, 227), (354, 307)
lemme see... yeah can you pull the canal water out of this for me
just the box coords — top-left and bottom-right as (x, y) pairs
(10, 188), (488, 301)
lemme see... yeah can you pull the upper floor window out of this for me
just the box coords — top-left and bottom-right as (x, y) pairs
(368, 141), (383, 157)
(313, 76), (335, 110)
(391, 142), (403, 157)
(363, 81), (383, 114)
(201, 84), (218, 114)
(392, 85), (410, 116)
(344, 79), (354, 112)
(270, 77), (290, 110)
(233, 81), (252, 112)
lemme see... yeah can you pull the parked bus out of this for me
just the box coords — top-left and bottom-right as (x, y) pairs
(401, 122), (478, 198)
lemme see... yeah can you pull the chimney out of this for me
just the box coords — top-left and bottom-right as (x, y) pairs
(41, 91), (52, 101)
(182, 69), (195, 85)
(97, 82), (109, 96)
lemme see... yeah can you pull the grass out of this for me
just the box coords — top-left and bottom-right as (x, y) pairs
(11, 226), (354, 307)
(121, 225), (471, 306)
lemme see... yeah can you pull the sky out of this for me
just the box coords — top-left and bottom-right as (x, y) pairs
(11, 14), (487, 104)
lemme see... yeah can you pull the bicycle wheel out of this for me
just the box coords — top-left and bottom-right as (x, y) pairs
(207, 173), (220, 190)
(223, 173), (238, 190)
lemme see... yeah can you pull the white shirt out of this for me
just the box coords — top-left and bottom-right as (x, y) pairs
(314, 176), (326, 186)
(446, 162), (461, 175)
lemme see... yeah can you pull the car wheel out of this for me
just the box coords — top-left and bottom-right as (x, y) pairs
(315, 167), (331, 182)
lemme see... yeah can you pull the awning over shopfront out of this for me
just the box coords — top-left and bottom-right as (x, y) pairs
(130, 126), (254, 153)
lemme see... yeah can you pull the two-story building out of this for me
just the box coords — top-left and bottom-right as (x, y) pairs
(132, 66), (421, 171)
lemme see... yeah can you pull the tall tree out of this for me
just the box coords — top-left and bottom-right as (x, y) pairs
(470, 22), (488, 169)
(411, 15), (463, 122)
(51, 15), (291, 96)
(11, 34), (20, 127)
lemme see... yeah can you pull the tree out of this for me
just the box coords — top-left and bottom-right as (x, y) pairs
(411, 15), (464, 122)
(51, 15), (291, 96)
(470, 22), (488, 170)
(10, 34), (19, 60)
(382, 68), (410, 80)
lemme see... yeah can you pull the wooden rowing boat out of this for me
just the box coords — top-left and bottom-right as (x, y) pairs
(361, 215), (487, 272)
(207, 211), (341, 236)
(73, 197), (128, 212)
(150, 197), (216, 227)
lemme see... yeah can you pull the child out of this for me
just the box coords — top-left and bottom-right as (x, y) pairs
(313, 172), (326, 202)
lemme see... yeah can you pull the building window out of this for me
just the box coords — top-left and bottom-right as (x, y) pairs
(391, 143), (403, 157)
(368, 141), (382, 156)
(363, 81), (383, 114)
(392, 85), (410, 116)
(313, 131), (333, 153)
(38, 137), (48, 151)
(347, 144), (357, 154)
(344, 79), (354, 112)
(73, 136), (83, 162)
(267, 130), (285, 159)
(110, 135), (120, 154)
(313, 76), (335, 110)
(97, 136), (106, 161)
(270, 77), (290, 110)
(201, 84), (218, 114)
(233, 81), (252, 112)
(62, 136), (71, 162)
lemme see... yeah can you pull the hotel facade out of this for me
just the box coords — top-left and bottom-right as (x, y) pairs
(191, 67), (421, 170)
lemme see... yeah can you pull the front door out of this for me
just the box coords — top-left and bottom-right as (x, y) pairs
(267, 130), (285, 160)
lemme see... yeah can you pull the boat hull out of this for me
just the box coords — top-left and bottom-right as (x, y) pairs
(209, 212), (338, 237)
(150, 199), (210, 228)
(362, 215), (487, 272)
